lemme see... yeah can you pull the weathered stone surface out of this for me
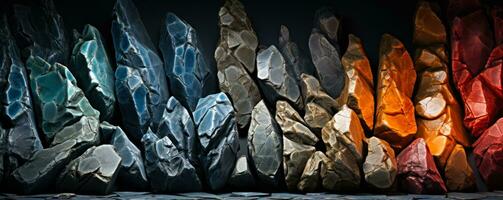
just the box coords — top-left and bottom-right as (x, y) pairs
(300, 73), (339, 113)
(314, 7), (342, 53)
(159, 13), (216, 112)
(193, 92), (239, 191)
(257, 45), (302, 110)
(71, 24), (115, 121)
(248, 100), (282, 187)
(112, 0), (170, 143)
(363, 137), (397, 189)
(142, 130), (202, 193)
(278, 25), (316, 80)
(297, 151), (336, 192)
(0, 16), (42, 172)
(228, 154), (256, 190)
(9, 0), (69, 65)
(304, 102), (332, 133)
(26, 56), (100, 145)
(57, 145), (121, 194)
(283, 136), (316, 191)
(50, 116), (99, 147)
(100, 122), (148, 190)
(374, 34), (417, 150)
(473, 118), (503, 190)
(0, 125), (6, 183)
(214, 0), (261, 129)
(445, 144), (475, 191)
(341, 34), (375, 131)
(275, 101), (318, 145)
(397, 138), (447, 194)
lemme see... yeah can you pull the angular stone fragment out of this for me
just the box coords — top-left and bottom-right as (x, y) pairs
(445, 144), (475, 191)
(473, 118), (503, 189)
(248, 100), (282, 187)
(363, 137), (397, 189)
(214, 0), (261, 129)
(0, 16), (42, 172)
(51, 116), (99, 147)
(159, 13), (216, 112)
(303, 102), (332, 133)
(300, 73), (339, 113)
(397, 138), (447, 194)
(228, 155), (256, 190)
(71, 24), (115, 121)
(283, 136), (315, 191)
(0, 125), (6, 183)
(9, 0), (69, 65)
(275, 101), (318, 145)
(142, 130), (201, 193)
(314, 7), (342, 53)
(100, 122), (148, 190)
(257, 45), (302, 110)
(278, 25), (316, 80)
(374, 34), (417, 150)
(297, 151), (336, 192)
(193, 92), (239, 191)
(341, 34), (375, 131)
(26, 56), (100, 145)
(57, 145), (121, 194)
(112, 0), (170, 143)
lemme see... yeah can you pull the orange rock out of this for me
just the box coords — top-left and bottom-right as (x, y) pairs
(445, 144), (475, 191)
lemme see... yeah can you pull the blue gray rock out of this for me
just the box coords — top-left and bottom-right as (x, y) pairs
(0, 125), (6, 183)
(159, 13), (216, 112)
(142, 130), (202, 193)
(278, 25), (316, 80)
(0, 15), (43, 172)
(71, 24), (115, 121)
(57, 145), (122, 194)
(193, 92), (239, 191)
(112, 0), (170, 143)
(100, 122), (148, 190)
(9, 0), (69, 65)
(228, 154), (256, 190)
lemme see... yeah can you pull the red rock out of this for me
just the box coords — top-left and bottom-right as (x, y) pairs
(473, 118), (503, 189)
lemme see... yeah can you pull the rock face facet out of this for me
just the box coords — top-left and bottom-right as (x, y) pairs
(374, 34), (417, 150)
(215, 0), (261, 128)
(445, 144), (475, 191)
(278, 25), (316, 80)
(473, 118), (503, 189)
(282, 135), (316, 191)
(228, 154), (256, 190)
(297, 151), (337, 192)
(160, 13), (215, 112)
(276, 101), (318, 146)
(396, 138), (447, 194)
(112, 0), (170, 143)
(193, 92), (239, 191)
(71, 24), (115, 121)
(363, 136), (397, 189)
(57, 145), (121, 194)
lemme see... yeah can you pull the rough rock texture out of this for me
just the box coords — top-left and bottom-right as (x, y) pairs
(473, 118), (503, 189)
(214, 0), (261, 128)
(297, 151), (336, 192)
(112, 0), (170, 143)
(341, 34), (375, 131)
(9, 0), (69, 65)
(363, 136), (397, 189)
(396, 138), (447, 194)
(26, 56), (100, 145)
(275, 101), (318, 145)
(445, 144), (475, 191)
(0, 125), (6, 182)
(159, 13), (215, 112)
(100, 122), (148, 190)
(278, 25), (316, 80)
(193, 92), (239, 191)
(282, 135), (316, 191)
(70, 24), (115, 121)
(257, 45), (302, 110)
(248, 100), (282, 187)
(303, 102), (332, 133)
(228, 154), (256, 190)
(142, 130), (202, 193)
(0, 16), (43, 172)
(57, 145), (121, 194)
(374, 34), (417, 150)
(314, 7), (342, 54)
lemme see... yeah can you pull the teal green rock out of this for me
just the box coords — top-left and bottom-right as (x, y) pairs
(71, 24), (115, 121)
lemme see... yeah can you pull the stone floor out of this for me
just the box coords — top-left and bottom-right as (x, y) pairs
(1, 191), (503, 200)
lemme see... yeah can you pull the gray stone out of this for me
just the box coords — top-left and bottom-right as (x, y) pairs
(71, 24), (116, 121)
(112, 0), (170, 143)
(314, 7), (342, 52)
(228, 155), (256, 190)
(300, 73), (340, 113)
(363, 137), (397, 189)
(57, 145), (122, 194)
(159, 13), (216, 112)
(278, 25), (316, 80)
(275, 101), (318, 146)
(51, 116), (100, 147)
(0, 125), (6, 183)
(193, 92), (239, 191)
(282, 136), (316, 191)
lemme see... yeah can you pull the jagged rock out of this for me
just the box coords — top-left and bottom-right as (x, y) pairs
(363, 137), (397, 189)
(374, 34), (417, 150)
(283, 136), (316, 191)
(445, 144), (475, 191)
(26, 56), (100, 145)
(193, 92), (239, 191)
(11, 123), (100, 194)
(159, 13), (215, 112)
(303, 102), (332, 134)
(275, 101), (318, 145)
(70, 24), (115, 121)
(297, 151), (336, 192)
(397, 138), (447, 194)
(473, 118), (503, 190)
(57, 145), (121, 194)
(100, 122), (148, 190)
(9, 0), (69, 65)
(248, 100), (282, 187)
(0, 16), (43, 172)
(257, 45), (302, 110)
(51, 116), (99, 147)
(278, 25), (316, 80)
(112, 0), (170, 143)
(341, 34), (375, 131)
(300, 73), (339, 113)
(0, 125), (6, 182)
(314, 7), (342, 52)
(228, 155), (256, 190)
(142, 130), (201, 193)
(215, 0), (261, 129)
